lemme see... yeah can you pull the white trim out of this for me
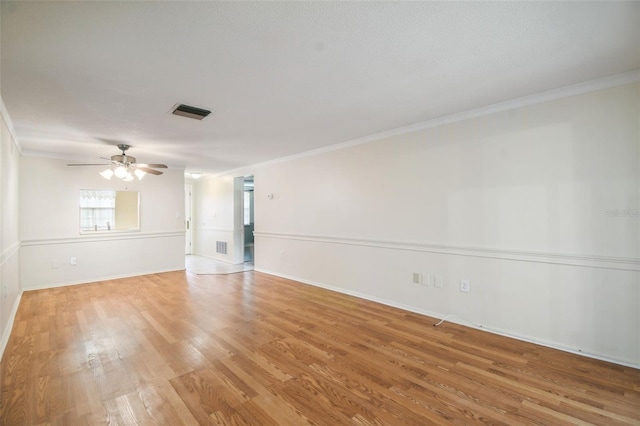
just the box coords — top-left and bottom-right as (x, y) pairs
(21, 231), (184, 247)
(0, 96), (23, 155)
(254, 231), (639, 272)
(23, 268), (185, 292)
(255, 267), (639, 369)
(185, 183), (193, 255)
(214, 70), (640, 177)
(0, 242), (20, 267)
(0, 291), (23, 363)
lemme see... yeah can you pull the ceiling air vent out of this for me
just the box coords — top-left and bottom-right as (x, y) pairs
(171, 103), (211, 120)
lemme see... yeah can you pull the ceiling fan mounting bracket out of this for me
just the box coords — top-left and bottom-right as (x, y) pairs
(117, 144), (131, 154)
(112, 154), (135, 165)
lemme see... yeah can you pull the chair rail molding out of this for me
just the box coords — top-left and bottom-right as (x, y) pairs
(0, 242), (20, 267)
(21, 231), (184, 247)
(254, 231), (640, 271)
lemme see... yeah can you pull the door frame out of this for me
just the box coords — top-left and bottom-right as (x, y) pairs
(185, 184), (193, 255)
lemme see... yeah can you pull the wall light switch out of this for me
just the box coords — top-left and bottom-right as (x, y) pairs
(427, 274), (435, 286)
(460, 279), (470, 293)
(435, 276), (444, 288)
(70, 257), (77, 266)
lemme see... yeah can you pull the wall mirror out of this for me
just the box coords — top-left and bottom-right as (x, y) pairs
(79, 189), (140, 233)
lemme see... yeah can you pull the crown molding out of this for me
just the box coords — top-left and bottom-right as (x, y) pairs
(0, 96), (23, 155)
(218, 70), (640, 177)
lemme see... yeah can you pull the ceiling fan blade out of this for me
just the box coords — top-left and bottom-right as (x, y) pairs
(67, 163), (111, 166)
(136, 166), (163, 175)
(137, 163), (168, 168)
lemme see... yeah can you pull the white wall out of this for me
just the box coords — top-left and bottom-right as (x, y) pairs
(0, 100), (22, 359)
(0, 0), (22, 358)
(19, 156), (185, 289)
(199, 80), (640, 367)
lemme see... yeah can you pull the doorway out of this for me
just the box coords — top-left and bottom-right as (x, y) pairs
(185, 184), (193, 255)
(243, 176), (254, 263)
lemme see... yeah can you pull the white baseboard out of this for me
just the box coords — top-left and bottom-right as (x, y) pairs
(0, 290), (23, 363)
(22, 267), (185, 291)
(255, 267), (639, 369)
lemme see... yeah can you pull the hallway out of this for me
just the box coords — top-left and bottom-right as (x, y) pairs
(185, 255), (254, 275)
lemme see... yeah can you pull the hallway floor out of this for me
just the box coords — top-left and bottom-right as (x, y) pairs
(185, 254), (254, 275)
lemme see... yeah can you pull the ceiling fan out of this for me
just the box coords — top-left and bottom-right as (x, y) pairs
(67, 144), (167, 181)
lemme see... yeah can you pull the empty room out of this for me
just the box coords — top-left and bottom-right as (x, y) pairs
(1, 1), (639, 425)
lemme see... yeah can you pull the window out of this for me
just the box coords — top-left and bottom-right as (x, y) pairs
(80, 189), (116, 232)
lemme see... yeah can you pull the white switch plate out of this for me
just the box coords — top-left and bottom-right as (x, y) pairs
(70, 257), (77, 266)
(435, 276), (444, 288)
(412, 272), (423, 285)
(460, 279), (470, 293)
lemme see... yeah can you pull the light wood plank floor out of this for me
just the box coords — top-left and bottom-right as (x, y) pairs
(1, 271), (639, 425)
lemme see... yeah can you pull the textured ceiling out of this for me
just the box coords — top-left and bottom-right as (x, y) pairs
(2, 1), (639, 174)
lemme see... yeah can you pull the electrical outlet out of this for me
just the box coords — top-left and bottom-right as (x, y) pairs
(412, 272), (423, 285)
(460, 279), (470, 293)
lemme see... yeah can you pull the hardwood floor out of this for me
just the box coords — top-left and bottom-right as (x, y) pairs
(1, 270), (639, 425)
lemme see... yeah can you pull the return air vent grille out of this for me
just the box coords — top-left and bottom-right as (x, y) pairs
(171, 103), (211, 120)
(216, 241), (228, 255)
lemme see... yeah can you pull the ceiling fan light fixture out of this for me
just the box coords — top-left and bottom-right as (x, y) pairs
(114, 166), (128, 179)
(100, 169), (114, 180)
(134, 169), (146, 180)
(69, 145), (167, 180)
